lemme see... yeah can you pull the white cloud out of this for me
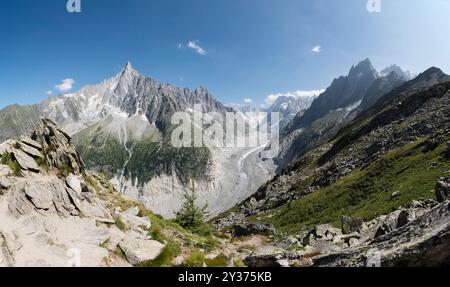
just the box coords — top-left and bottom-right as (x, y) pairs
(243, 98), (253, 104)
(45, 90), (53, 95)
(177, 43), (183, 49)
(265, 90), (324, 106)
(312, 45), (321, 53)
(55, 78), (75, 92)
(187, 40), (207, 55)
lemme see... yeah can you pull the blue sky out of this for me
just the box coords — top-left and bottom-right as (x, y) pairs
(0, 0), (449, 108)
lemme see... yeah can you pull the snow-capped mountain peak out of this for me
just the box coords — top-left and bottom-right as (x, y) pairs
(380, 64), (415, 81)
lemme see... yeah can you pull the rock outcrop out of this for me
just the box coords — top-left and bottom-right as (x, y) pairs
(313, 200), (450, 267)
(233, 223), (277, 237)
(0, 119), (165, 267)
(436, 177), (450, 203)
(243, 180), (448, 267)
(341, 216), (364, 235)
(119, 238), (165, 265)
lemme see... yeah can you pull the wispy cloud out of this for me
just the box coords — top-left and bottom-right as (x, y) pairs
(55, 78), (75, 92)
(312, 45), (322, 53)
(187, 40), (207, 55)
(265, 90), (324, 106)
(45, 90), (53, 95)
(243, 98), (253, 104)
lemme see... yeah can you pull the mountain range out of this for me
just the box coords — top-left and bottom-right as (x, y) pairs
(0, 59), (443, 219)
(1, 58), (449, 267)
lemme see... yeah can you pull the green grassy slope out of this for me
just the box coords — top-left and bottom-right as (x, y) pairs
(261, 138), (450, 234)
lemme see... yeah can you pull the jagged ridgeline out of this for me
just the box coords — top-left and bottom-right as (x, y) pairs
(0, 62), (228, 187)
(0, 62), (277, 218)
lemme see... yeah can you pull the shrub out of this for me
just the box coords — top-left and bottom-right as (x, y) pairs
(9, 160), (22, 177)
(58, 163), (74, 176)
(114, 217), (126, 231)
(205, 253), (228, 267)
(183, 250), (205, 267)
(139, 241), (181, 267)
(1, 153), (10, 165)
(149, 224), (166, 244)
(1, 153), (22, 177)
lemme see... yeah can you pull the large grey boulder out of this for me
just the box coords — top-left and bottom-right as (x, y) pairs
(18, 143), (41, 159)
(66, 174), (87, 194)
(19, 136), (42, 150)
(123, 207), (140, 216)
(342, 216), (364, 234)
(119, 238), (165, 265)
(103, 227), (125, 252)
(117, 212), (151, 232)
(436, 177), (450, 203)
(374, 210), (403, 238)
(233, 223), (276, 237)
(244, 245), (312, 267)
(11, 149), (39, 172)
(24, 184), (53, 210)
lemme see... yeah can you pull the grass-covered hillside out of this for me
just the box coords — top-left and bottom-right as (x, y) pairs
(260, 137), (450, 233)
(217, 73), (450, 237)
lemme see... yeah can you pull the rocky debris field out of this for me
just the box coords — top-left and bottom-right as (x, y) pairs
(241, 181), (449, 267)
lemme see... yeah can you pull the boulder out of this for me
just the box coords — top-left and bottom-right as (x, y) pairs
(24, 184), (53, 210)
(341, 216), (364, 234)
(435, 177), (450, 203)
(103, 227), (125, 252)
(124, 207), (140, 216)
(309, 240), (340, 254)
(19, 136), (42, 150)
(375, 210), (402, 238)
(119, 238), (165, 265)
(275, 236), (301, 250)
(244, 246), (308, 267)
(397, 209), (416, 228)
(252, 245), (285, 257)
(315, 224), (341, 240)
(117, 212), (151, 232)
(233, 223), (276, 237)
(11, 149), (39, 172)
(18, 143), (41, 159)
(65, 174), (88, 194)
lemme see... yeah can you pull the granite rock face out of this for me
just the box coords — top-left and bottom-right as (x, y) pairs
(0, 120), (165, 267)
(435, 177), (450, 203)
